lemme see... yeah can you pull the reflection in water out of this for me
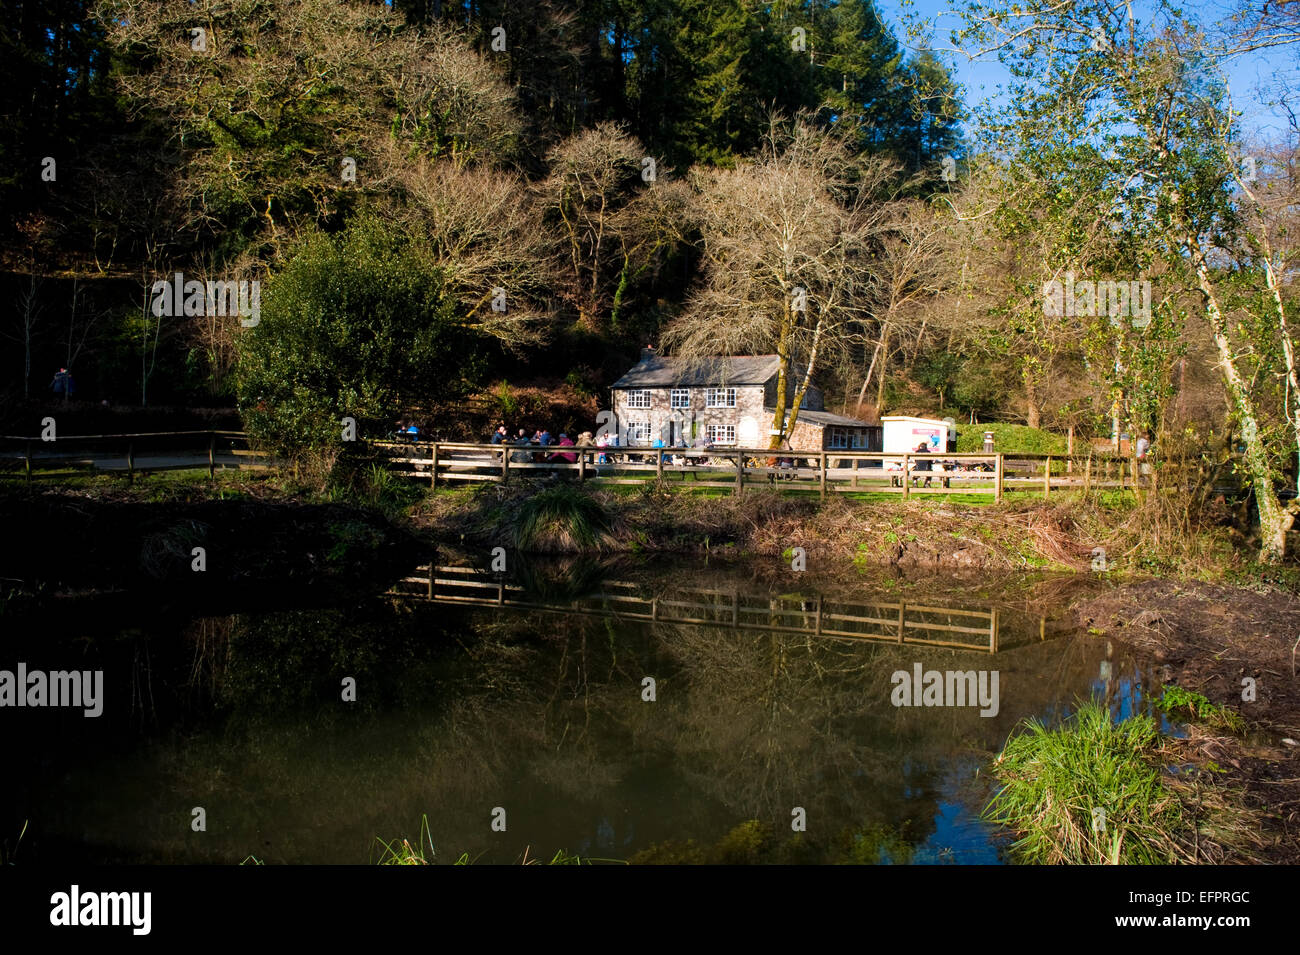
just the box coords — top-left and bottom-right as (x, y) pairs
(2, 561), (1166, 864)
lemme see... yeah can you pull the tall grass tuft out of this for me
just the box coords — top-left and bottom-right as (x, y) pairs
(513, 485), (612, 552)
(373, 814), (437, 865)
(984, 702), (1186, 864)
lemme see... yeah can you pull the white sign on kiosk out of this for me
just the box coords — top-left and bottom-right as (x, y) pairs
(881, 416), (952, 471)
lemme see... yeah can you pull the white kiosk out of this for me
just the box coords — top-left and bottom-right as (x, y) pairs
(880, 416), (953, 471)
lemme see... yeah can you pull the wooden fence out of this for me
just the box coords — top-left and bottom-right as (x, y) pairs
(0, 430), (271, 483)
(375, 439), (1157, 500)
(390, 564), (1052, 654)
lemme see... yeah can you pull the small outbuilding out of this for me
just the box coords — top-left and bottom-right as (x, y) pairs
(881, 415), (956, 465)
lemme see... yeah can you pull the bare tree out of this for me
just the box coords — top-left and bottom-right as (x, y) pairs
(386, 161), (556, 348)
(662, 114), (899, 448)
(2, 276), (46, 399)
(537, 123), (653, 332)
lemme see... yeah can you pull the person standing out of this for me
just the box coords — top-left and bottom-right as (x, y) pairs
(50, 367), (75, 402)
(913, 440), (933, 487)
(1136, 433), (1152, 485)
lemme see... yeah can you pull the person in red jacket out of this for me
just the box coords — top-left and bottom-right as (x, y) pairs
(552, 433), (578, 464)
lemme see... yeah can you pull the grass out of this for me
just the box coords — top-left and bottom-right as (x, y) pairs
(513, 483), (613, 551)
(2, 820), (27, 864)
(370, 815), (616, 865)
(984, 701), (1188, 864)
(1154, 687), (1247, 733)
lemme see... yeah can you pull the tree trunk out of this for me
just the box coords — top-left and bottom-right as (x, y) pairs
(855, 336), (883, 417)
(875, 325), (891, 411)
(1189, 241), (1292, 562)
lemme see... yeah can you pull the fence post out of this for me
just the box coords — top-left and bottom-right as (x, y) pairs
(427, 562), (434, 599)
(819, 451), (827, 500)
(500, 444), (508, 485)
(897, 601), (906, 643)
(902, 452), (911, 499)
(853, 455), (859, 489)
(1044, 455), (1051, 499)
(990, 607), (999, 654)
(1084, 453), (1092, 497)
(656, 447), (663, 482)
(127, 442), (134, 485)
(734, 451), (744, 497)
(25, 439), (32, 486)
(995, 453), (1004, 502)
(430, 443), (439, 488)
(208, 433), (216, 479)
(579, 449), (587, 482)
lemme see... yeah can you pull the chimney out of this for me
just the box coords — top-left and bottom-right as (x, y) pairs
(640, 344), (656, 362)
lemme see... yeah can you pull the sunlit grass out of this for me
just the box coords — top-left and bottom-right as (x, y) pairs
(1154, 687), (1246, 733)
(985, 702), (1187, 864)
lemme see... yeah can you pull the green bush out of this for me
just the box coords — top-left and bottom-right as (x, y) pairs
(956, 422), (1068, 455)
(236, 215), (481, 455)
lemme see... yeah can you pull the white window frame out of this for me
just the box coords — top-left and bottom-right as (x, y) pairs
(625, 389), (651, 409)
(705, 387), (736, 408)
(829, 428), (849, 449)
(670, 388), (690, 409)
(626, 420), (652, 444)
(707, 424), (736, 445)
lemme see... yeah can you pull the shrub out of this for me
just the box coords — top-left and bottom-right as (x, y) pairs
(956, 422), (1068, 455)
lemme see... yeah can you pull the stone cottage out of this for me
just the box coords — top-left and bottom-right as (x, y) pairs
(608, 348), (880, 451)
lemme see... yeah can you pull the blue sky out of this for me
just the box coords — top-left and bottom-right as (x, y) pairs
(878, 0), (1300, 142)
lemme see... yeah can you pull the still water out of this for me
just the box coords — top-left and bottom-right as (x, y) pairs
(2, 559), (1165, 864)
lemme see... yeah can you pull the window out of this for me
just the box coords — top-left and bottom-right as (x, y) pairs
(707, 424), (736, 445)
(829, 428), (849, 449)
(626, 389), (651, 409)
(706, 387), (736, 408)
(626, 420), (652, 444)
(670, 388), (690, 409)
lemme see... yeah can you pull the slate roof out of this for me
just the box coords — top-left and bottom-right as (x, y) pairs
(611, 354), (782, 389)
(769, 408), (878, 429)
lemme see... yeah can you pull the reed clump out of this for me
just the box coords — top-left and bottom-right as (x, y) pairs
(984, 702), (1188, 864)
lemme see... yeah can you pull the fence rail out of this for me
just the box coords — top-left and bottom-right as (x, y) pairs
(374, 439), (1168, 499)
(389, 565), (1051, 653)
(0, 430), (272, 483)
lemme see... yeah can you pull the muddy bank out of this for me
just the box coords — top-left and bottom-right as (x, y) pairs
(1074, 580), (1300, 862)
(414, 482), (1242, 578)
(0, 489), (425, 606)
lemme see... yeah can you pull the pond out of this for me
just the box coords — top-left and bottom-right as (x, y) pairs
(1, 558), (1173, 865)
